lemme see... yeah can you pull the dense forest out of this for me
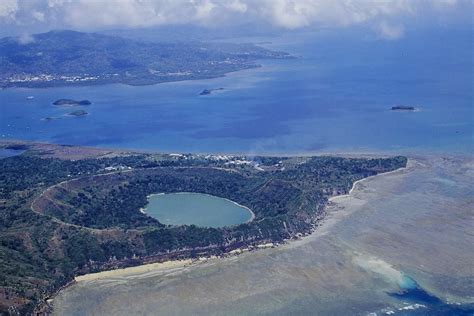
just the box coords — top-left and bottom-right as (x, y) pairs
(0, 143), (406, 314)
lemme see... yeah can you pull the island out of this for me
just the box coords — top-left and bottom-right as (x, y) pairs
(68, 110), (88, 117)
(53, 99), (92, 106)
(41, 116), (62, 121)
(0, 141), (407, 315)
(200, 88), (224, 95)
(0, 30), (292, 89)
(391, 105), (415, 111)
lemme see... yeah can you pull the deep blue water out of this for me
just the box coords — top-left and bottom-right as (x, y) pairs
(1, 28), (472, 155)
(388, 275), (474, 316)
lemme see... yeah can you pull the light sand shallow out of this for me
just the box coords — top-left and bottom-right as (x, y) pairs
(75, 259), (193, 282)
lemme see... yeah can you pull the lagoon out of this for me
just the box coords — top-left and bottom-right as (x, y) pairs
(143, 192), (254, 228)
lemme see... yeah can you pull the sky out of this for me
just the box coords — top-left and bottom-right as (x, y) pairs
(0, 0), (472, 39)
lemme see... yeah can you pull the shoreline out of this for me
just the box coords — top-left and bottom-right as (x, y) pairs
(62, 161), (411, 285)
(75, 259), (194, 282)
(2, 139), (472, 161)
(284, 160), (412, 249)
(330, 159), (413, 203)
(0, 62), (263, 90)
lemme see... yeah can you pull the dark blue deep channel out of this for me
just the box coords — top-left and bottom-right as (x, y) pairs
(387, 275), (474, 315)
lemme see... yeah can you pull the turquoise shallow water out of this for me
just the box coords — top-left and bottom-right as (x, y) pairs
(144, 192), (253, 228)
(399, 275), (418, 290)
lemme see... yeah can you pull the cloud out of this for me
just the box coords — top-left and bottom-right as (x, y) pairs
(377, 21), (404, 40)
(0, 0), (17, 19)
(0, 0), (470, 39)
(225, 0), (248, 13)
(32, 10), (45, 22)
(194, 0), (217, 20)
(17, 33), (35, 44)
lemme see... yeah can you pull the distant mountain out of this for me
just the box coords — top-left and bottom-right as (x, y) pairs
(0, 30), (290, 88)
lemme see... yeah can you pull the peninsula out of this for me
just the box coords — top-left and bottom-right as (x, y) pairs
(0, 30), (292, 89)
(0, 141), (406, 314)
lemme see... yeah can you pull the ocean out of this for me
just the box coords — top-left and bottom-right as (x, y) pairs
(1, 28), (472, 155)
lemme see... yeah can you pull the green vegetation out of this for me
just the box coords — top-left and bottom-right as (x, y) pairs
(0, 144), (407, 314)
(0, 30), (291, 88)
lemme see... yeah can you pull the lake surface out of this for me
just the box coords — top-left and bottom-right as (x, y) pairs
(144, 193), (253, 228)
(1, 28), (472, 155)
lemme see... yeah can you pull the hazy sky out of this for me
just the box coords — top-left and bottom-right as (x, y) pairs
(0, 0), (472, 38)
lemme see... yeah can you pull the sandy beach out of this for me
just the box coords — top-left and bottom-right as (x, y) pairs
(75, 259), (194, 282)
